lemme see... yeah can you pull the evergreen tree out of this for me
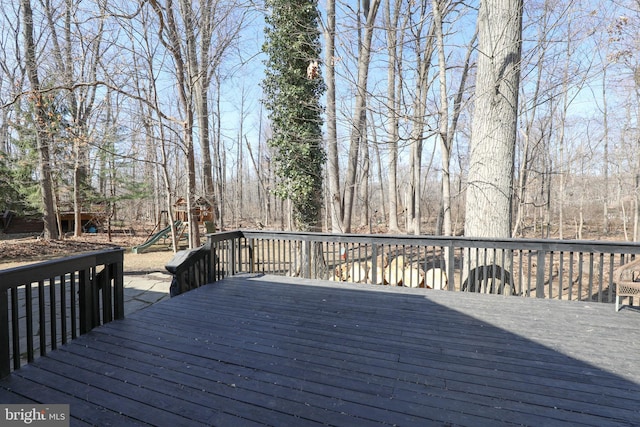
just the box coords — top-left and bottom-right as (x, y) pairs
(0, 152), (21, 212)
(261, 0), (325, 231)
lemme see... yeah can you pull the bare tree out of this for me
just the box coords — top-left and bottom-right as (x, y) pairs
(192, 0), (245, 229)
(21, 0), (58, 239)
(406, 3), (435, 235)
(146, 0), (245, 246)
(39, 0), (109, 237)
(341, 0), (381, 233)
(384, 0), (402, 233)
(465, 0), (523, 239)
(432, 2), (476, 238)
(323, 0), (342, 232)
(512, 0), (559, 237)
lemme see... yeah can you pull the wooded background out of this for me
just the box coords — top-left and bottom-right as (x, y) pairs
(1, 0), (638, 242)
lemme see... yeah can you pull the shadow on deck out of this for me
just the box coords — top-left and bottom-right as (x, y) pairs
(1, 274), (639, 426)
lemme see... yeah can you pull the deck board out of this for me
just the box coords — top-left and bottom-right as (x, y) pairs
(2, 274), (640, 426)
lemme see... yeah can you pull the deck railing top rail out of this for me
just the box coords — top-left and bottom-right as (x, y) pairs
(0, 248), (124, 291)
(237, 230), (640, 255)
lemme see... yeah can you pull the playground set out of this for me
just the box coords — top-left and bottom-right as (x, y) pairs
(131, 197), (214, 254)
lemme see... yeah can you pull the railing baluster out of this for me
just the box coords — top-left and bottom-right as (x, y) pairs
(60, 273), (67, 345)
(26, 283), (33, 363)
(371, 244), (378, 285)
(536, 250), (546, 298)
(49, 277), (57, 350)
(481, 249), (488, 293)
(597, 253), (604, 303)
(0, 288), (9, 378)
(249, 238), (255, 274)
(558, 252), (564, 300)
(447, 245), (455, 291)
(577, 253), (584, 300)
(517, 250), (523, 295)
(237, 237), (243, 274)
(102, 266), (113, 324)
(79, 268), (92, 335)
(548, 251), (554, 299)
(231, 238), (237, 275)
(568, 252), (574, 301)
(38, 280), (46, 357)
(607, 254), (615, 303)
(588, 253), (595, 300)
(11, 287), (20, 370)
(91, 266), (100, 328)
(114, 260), (124, 320)
(71, 272), (77, 340)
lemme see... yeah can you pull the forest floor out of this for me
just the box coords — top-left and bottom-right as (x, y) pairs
(0, 232), (175, 273)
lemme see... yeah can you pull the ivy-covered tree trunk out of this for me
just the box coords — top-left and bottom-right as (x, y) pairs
(262, 0), (326, 278)
(262, 0), (325, 232)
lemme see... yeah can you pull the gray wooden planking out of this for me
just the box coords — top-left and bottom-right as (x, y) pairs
(1, 273), (640, 426)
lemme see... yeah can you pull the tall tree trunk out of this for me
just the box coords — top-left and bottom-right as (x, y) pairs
(21, 0), (58, 239)
(197, 93), (215, 207)
(407, 6), (435, 235)
(602, 66), (610, 235)
(324, 0), (342, 232)
(464, 0), (523, 294)
(214, 74), (224, 229)
(385, 0), (401, 233)
(556, 20), (573, 241)
(370, 109), (386, 225)
(236, 98), (245, 227)
(343, 0), (381, 233)
(185, 120), (200, 248)
(437, 12), (477, 238)
(634, 86), (640, 241)
(359, 136), (370, 228)
(465, 0), (523, 239)
(512, 13), (548, 237)
(432, 0), (448, 237)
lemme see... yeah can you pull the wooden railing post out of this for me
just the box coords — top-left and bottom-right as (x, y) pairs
(371, 243), (378, 285)
(231, 238), (237, 276)
(447, 243), (456, 291)
(207, 239), (214, 283)
(304, 240), (312, 279)
(249, 238), (255, 273)
(536, 250), (546, 298)
(113, 260), (125, 320)
(237, 237), (243, 273)
(79, 268), (92, 335)
(101, 265), (113, 324)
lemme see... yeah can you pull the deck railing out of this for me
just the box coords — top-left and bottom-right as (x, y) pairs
(197, 231), (640, 304)
(0, 248), (124, 378)
(166, 231), (239, 296)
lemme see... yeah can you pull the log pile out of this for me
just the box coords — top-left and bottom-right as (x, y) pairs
(331, 253), (448, 289)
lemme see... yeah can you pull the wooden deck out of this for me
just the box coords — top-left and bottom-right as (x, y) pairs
(1, 274), (640, 426)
